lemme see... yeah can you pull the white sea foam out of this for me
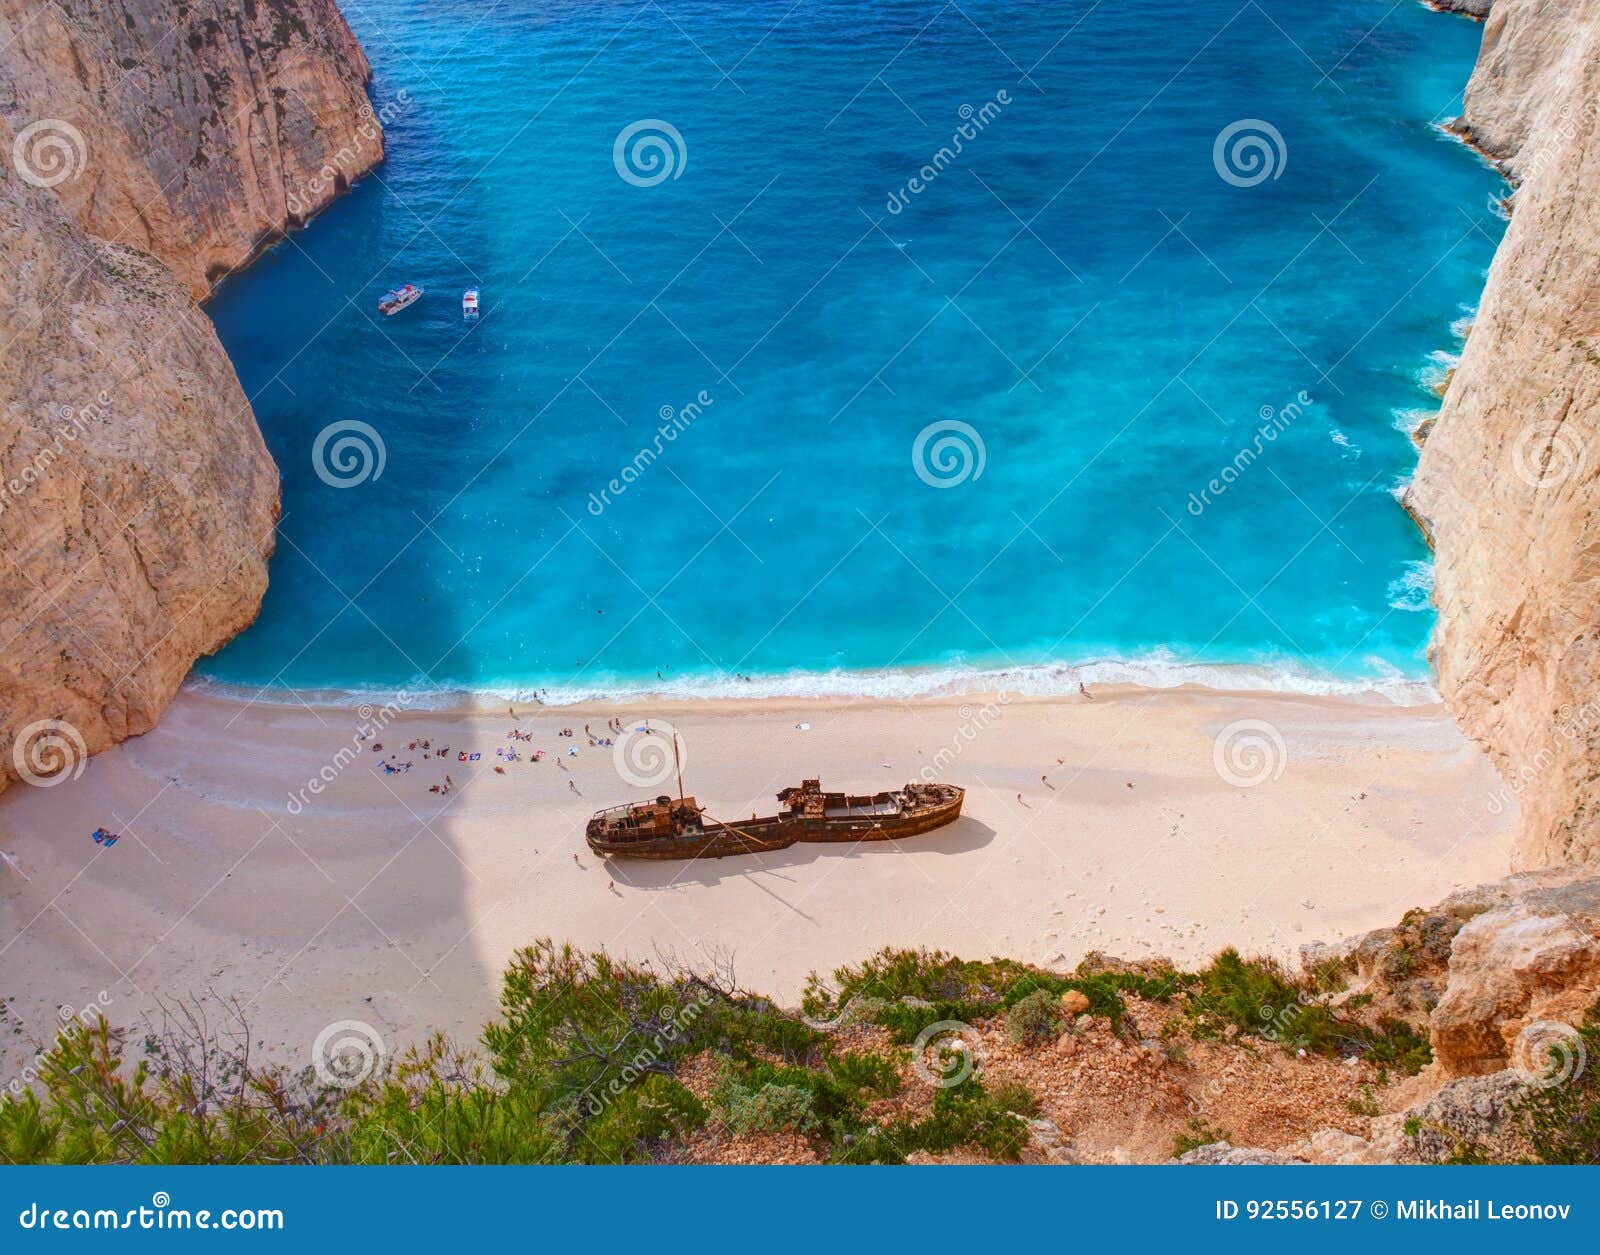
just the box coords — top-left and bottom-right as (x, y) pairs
(1386, 560), (1435, 613)
(1392, 406), (1436, 435)
(1418, 348), (1459, 394)
(184, 651), (1437, 714)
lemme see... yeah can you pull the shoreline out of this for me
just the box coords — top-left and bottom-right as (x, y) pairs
(184, 653), (1441, 716)
(0, 683), (1514, 1076)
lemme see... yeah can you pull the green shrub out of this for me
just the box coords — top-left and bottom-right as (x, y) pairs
(714, 1079), (817, 1135)
(1006, 989), (1062, 1046)
(579, 1075), (706, 1163)
(831, 1074), (1035, 1164)
(1185, 949), (1430, 1075)
(825, 1050), (902, 1097)
(1172, 1116), (1230, 1158)
(805, 947), (1186, 1043)
(1517, 1005), (1600, 1164)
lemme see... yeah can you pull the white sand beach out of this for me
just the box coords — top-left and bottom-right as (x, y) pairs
(0, 683), (1513, 1077)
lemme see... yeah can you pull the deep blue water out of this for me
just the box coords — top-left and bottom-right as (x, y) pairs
(201, 0), (1502, 702)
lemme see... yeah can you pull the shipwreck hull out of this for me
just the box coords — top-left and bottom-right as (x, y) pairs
(586, 820), (799, 861)
(585, 786), (965, 860)
(797, 793), (966, 842)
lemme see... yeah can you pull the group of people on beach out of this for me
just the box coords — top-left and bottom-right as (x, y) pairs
(367, 718), (645, 799)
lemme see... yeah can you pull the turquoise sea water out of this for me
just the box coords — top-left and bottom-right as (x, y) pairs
(201, 0), (1503, 703)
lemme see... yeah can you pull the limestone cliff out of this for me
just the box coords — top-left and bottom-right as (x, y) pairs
(0, 175), (278, 787)
(0, 0), (380, 298)
(1406, 0), (1600, 867)
(0, 1), (380, 791)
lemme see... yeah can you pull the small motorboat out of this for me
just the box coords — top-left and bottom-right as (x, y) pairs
(462, 287), (480, 321)
(377, 283), (422, 316)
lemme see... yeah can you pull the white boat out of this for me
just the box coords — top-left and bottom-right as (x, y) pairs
(462, 287), (480, 321)
(377, 283), (422, 316)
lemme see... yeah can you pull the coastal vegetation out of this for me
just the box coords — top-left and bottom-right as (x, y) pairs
(0, 940), (1497, 1165)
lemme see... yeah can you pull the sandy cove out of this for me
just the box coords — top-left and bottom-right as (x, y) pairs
(0, 684), (1513, 1077)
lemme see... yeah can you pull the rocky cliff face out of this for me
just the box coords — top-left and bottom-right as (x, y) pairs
(0, 176), (279, 788)
(1429, 0), (1494, 19)
(0, 1), (380, 791)
(1406, 0), (1600, 868)
(0, 0), (380, 298)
